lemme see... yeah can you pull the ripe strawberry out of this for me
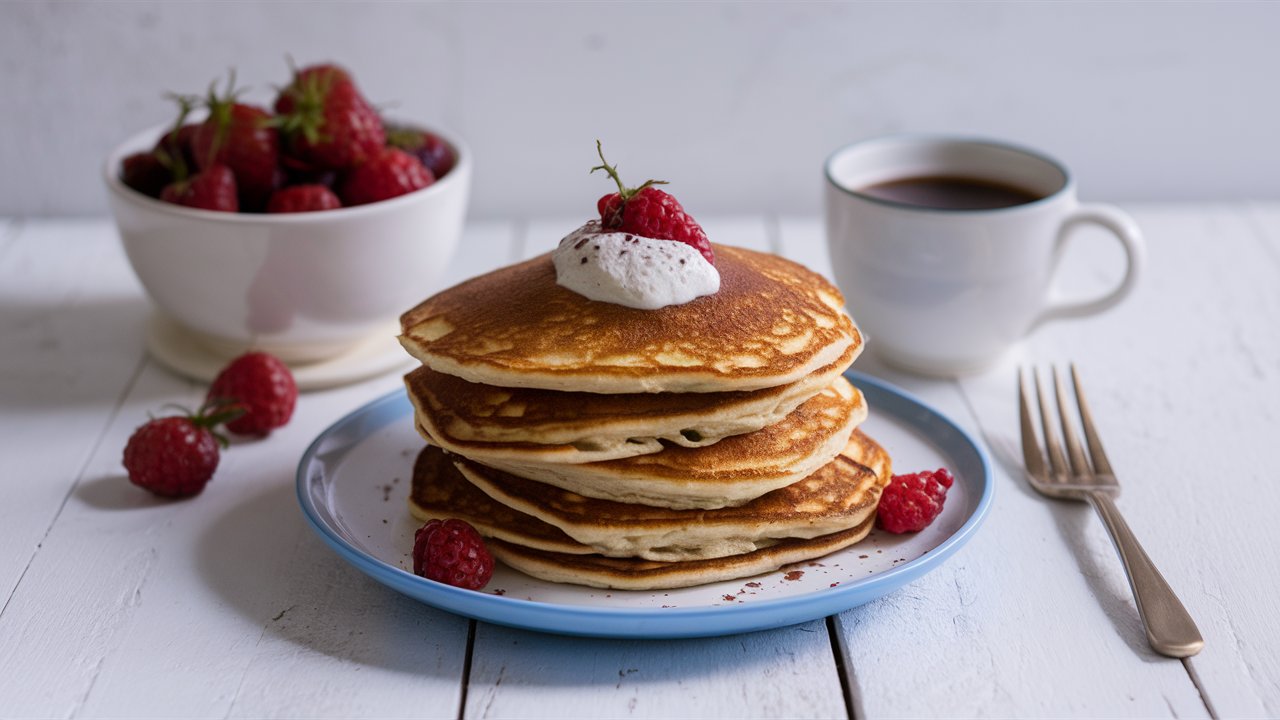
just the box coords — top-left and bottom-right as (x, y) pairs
(338, 147), (433, 206)
(280, 154), (338, 188)
(412, 519), (494, 590)
(153, 123), (200, 175)
(273, 63), (352, 114)
(591, 142), (714, 265)
(160, 165), (239, 211)
(121, 152), (172, 198)
(191, 76), (281, 209)
(275, 63), (385, 170)
(206, 351), (297, 436)
(121, 95), (199, 199)
(385, 123), (455, 179)
(122, 403), (241, 498)
(267, 184), (342, 213)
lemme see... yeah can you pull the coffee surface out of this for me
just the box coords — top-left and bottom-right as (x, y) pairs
(858, 175), (1042, 210)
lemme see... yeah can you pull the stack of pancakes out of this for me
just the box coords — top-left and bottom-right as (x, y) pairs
(398, 245), (891, 590)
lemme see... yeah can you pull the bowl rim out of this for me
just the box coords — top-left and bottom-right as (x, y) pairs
(103, 119), (472, 223)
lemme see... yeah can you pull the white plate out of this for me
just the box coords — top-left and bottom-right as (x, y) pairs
(297, 371), (993, 638)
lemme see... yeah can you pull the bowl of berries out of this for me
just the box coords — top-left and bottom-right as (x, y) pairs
(104, 63), (470, 384)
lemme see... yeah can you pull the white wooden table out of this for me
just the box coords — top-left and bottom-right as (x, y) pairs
(1, 206), (1277, 718)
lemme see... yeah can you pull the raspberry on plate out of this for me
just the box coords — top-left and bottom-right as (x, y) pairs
(876, 468), (955, 534)
(412, 519), (494, 590)
(206, 352), (298, 437)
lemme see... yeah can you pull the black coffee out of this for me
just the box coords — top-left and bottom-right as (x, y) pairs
(857, 175), (1043, 210)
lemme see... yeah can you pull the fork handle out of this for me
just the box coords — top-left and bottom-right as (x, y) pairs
(1085, 491), (1204, 657)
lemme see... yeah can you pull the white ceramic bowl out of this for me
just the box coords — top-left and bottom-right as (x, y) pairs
(104, 124), (470, 364)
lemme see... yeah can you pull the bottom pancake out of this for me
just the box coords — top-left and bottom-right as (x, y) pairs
(408, 444), (593, 555)
(486, 517), (874, 591)
(456, 429), (890, 562)
(407, 434), (890, 590)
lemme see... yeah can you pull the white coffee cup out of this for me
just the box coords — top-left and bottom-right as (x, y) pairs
(824, 135), (1144, 376)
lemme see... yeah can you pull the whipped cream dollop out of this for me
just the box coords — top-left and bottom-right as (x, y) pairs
(552, 221), (720, 310)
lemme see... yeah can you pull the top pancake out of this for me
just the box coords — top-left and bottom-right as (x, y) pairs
(399, 244), (861, 394)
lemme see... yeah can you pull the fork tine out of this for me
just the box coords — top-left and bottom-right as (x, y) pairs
(1053, 366), (1093, 479)
(1071, 364), (1115, 477)
(1033, 367), (1070, 479)
(1018, 368), (1048, 479)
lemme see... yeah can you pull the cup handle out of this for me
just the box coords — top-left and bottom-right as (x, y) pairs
(1030, 203), (1145, 331)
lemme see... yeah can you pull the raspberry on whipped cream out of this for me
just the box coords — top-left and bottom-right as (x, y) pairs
(552, 221), (720, 310)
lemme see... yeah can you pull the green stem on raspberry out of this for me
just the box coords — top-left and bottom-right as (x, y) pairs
(151, 400), (243, 448)
(590, 140), (667, 202)
(196, 397), (246, 448)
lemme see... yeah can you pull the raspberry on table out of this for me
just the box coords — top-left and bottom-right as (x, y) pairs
(121, 401), (241, 498)
(876, 468), (955, 534)
(206, 352), (297, 437)
(412, 519), (494, 590)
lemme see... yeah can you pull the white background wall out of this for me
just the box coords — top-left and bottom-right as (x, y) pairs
(1, 1), (1277, 219)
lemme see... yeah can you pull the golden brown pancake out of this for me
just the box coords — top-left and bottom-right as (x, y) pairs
(407, 443), (592, 555)
(466, 379), (868, 510)
(485, 517), (875, 591)
(407, 428), (889, 559)
(399, 245), (860, 394)
(407, 361), (870, 479)
(407, 442), (884, 589)
(456, 430), (890, 561)
(404, 346), (855, 453)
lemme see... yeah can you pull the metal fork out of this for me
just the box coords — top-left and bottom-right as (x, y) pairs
(1018, 365), (1204, 658)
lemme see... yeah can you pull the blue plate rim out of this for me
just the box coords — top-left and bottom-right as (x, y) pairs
(296, 370), (994, 638)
